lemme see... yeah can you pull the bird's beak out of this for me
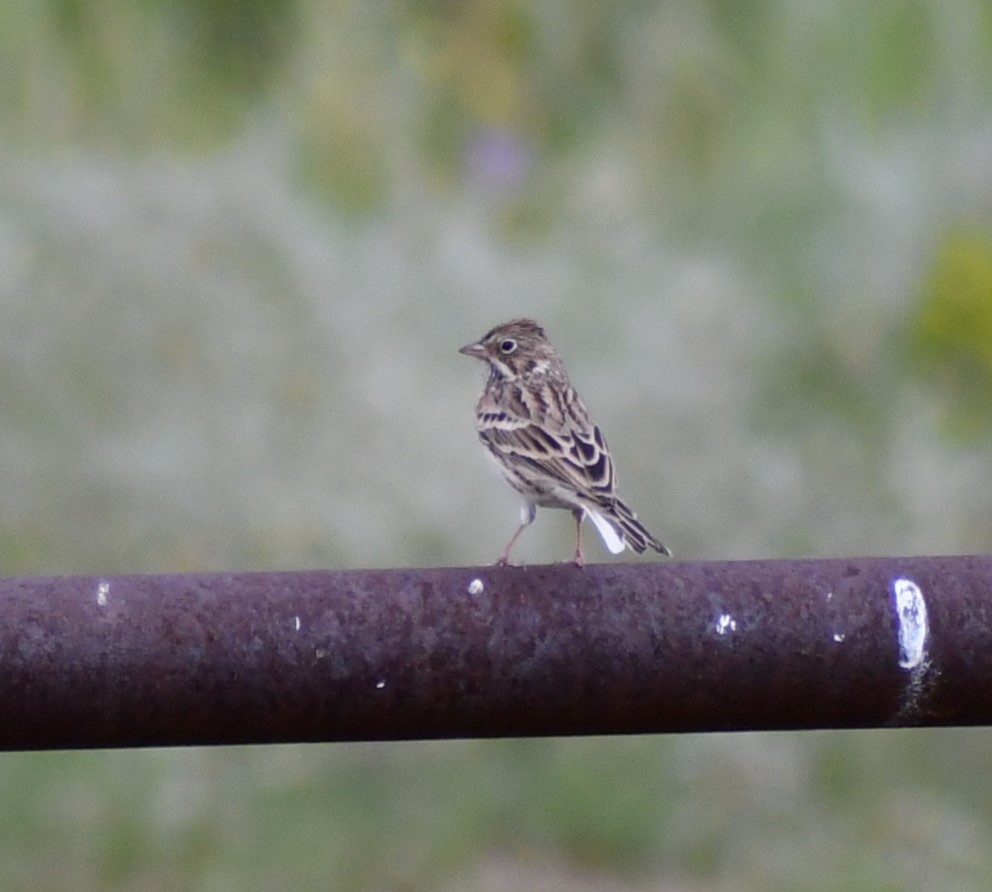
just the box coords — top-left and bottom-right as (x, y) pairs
(458, 341), (486, 358)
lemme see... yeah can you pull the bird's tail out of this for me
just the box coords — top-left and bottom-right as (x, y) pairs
(610, 498), (672, 556)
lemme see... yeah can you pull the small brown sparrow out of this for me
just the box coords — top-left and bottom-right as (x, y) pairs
(460, 318), (671, 566)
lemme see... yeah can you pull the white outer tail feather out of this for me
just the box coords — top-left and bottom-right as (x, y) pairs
(586, 508), (626, 554)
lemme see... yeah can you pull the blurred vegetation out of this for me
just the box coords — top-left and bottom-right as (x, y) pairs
(2, 0), (992, 890)
(910, 228), (992, 434)
(6, 0), (297, 146)
(9, 1), (989, 218)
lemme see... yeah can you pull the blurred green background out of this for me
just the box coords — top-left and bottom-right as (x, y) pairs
(2, 0), (992, 889)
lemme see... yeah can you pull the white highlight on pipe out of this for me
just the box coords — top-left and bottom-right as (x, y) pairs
(891, 577), (928, 670)
(715, 614), (737, 635)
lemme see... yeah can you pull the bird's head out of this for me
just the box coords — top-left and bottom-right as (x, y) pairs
(459, 318), (561, 382)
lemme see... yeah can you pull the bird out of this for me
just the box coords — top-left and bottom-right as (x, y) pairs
(459, 318), (671, 566)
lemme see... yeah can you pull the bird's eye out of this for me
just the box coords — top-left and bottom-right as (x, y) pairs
(499, 338), (517, 354)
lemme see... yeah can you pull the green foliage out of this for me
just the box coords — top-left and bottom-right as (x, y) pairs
(910, 228), (992, 434)
(4, 0), (990, 219)
(3, 0), (297, 147)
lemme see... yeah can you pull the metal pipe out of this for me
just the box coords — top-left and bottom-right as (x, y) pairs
(0, 556), (987, 750)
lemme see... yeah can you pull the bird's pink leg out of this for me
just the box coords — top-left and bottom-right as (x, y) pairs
(496, 504), (537, 566)
(571, 508), (585, 568)
(496, 523), (528, 566)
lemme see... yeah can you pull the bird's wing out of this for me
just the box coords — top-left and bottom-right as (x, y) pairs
(479, 412), (617, 503)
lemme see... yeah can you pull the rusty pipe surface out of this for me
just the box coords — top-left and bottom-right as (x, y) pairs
(0, 555), (986, 750)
